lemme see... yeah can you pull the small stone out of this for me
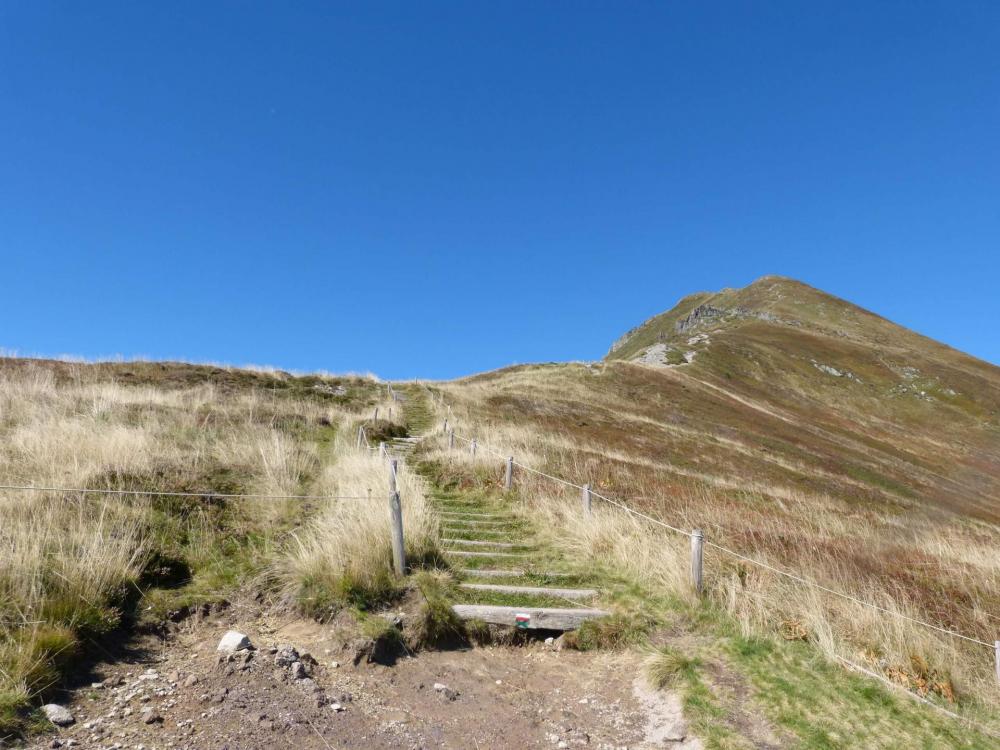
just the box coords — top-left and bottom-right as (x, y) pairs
(141, 708), (162, 725)
(433, 683), (458, 701)
(330, 660), (340, 669)
(42, 704), (75, 727)
(274, 644), (299, 667)
(183, 674), (199, 687)
(290, 661), (307, 680)
(379, 613), (403, 628)
(330, 703), (344, 712)
(216, 631), (252, 653)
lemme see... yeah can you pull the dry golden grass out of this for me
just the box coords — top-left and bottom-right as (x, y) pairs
(273, 439), (440, 613)
(0, 359), (426, 733)
(425, 370), (1000, 715)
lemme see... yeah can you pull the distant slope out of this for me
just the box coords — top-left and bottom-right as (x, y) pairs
(445, 276), (1000, 669)
(602, 275), (1000, 523)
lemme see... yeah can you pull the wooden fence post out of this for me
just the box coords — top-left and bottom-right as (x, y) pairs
(442, 418), (449, 434)
(356, 425), (364, 449)
(504, 456), (514, 491)
(379, 441), (386, 459)
(995, 640), (1000, 686)
(690, 529), (704, 595)
(581, 483), (592, 517)
(389, 458), (398, 493)
(448, 429), (455, 450)
(373, 407), (379, 421)
(471, 438), (477, 457)
(388, 406), (393, 420)
(389, 491), (405, 576)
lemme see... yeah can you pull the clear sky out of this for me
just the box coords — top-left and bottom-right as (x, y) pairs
(2, 2), (998, 379)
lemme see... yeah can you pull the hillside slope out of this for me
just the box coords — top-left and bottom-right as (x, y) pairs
(436, 276), (1000, 744)
(605, 275), (1000, 523)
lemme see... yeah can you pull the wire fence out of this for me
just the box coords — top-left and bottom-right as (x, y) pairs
(445, 425), (995, 649)
(428, 406), (1000, 731)
(0, 483), (369, 501)
(420, 384), (1000, 647)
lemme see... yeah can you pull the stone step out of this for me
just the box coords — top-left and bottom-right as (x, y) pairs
(459, 583), (597, 600)
(441, 538), (520, 549)
(451, 604), (608, 631)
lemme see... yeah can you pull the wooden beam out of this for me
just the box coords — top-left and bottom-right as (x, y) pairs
(460, 583), (597, 599)
(451, 604), (608, 631)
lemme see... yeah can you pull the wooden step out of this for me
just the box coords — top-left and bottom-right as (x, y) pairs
(439, 511), (505, 519)
(451, 604), (608, 631)
(442, 529), (512, 539)
(442, 519), (512, 527)
(441, 538), (519, 549)
(445, 550), (527, 559)
(459, 583), (597, 600)
(457, 568), (581, 580)
(456, 568), (526, 578)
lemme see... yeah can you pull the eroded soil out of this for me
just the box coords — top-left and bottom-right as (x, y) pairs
(31, 607), (699, 750)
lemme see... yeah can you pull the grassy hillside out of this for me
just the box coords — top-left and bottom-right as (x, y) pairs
(430, 276), (1000, 743)
(0, 358), (439, 737)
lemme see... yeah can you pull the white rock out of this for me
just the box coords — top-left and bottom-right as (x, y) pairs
(216, 631), (252, 653)
(42, 703), (75, 726)
(330, 703), (344, 712)
(433, 683), (447, 692)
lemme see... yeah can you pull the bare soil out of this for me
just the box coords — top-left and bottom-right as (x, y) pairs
(31, 607), (699, 750)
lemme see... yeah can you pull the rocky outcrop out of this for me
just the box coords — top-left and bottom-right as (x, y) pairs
(674, 305), (728, 333)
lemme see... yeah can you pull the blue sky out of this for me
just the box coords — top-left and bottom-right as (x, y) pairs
(2, 2), (998, 379)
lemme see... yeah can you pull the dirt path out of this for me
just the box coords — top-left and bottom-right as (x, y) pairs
(33, 608), (699, 750)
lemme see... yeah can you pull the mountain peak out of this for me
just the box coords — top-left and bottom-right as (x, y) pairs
(605, 277), (1000, 438)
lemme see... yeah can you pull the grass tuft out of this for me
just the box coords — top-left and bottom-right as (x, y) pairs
(645, 645), (702, 690)
(411, 570), (467, 648)
(561, 613), (651, 651)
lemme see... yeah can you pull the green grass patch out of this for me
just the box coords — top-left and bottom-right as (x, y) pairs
(561, 612), (651, 651)
(411, 571), (468, 648)
(646, 644), (702, 689)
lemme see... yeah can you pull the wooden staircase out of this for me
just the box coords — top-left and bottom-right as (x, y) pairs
(434, 488), (608, 632)
(387, 384), (609, 633)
